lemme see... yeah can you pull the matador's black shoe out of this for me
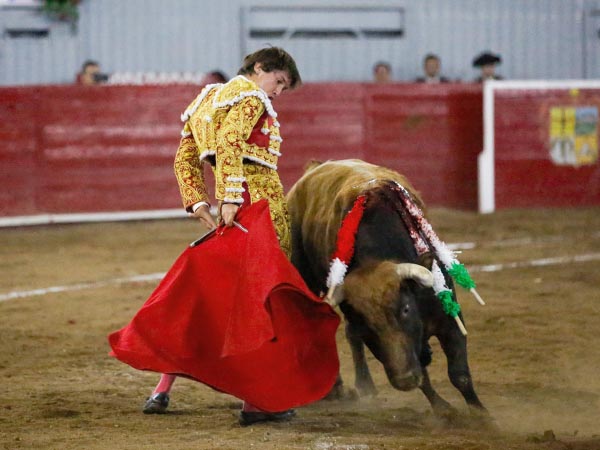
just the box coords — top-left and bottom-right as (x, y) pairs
(143, 392), (170, 414)
(238, 409), (296, 426)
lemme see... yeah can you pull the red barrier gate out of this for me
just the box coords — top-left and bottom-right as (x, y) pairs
(479, 80), (600, 212)
(1, 83), (484, 221)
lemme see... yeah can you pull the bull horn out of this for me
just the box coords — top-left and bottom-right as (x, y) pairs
(395, 263), (434, 287)
(325, 284), (344, 307)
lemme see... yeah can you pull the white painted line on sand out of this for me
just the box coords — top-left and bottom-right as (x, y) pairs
(0, 273), (165, 302)
(469, 253), (600, 273)
(2, 253), (600, 303)
(447, 232), (598, 251)
(446, 242), (476, 250)
(0, 210), (186, 227)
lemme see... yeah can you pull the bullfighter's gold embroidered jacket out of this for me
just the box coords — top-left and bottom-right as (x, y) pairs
(174, 75), (290, 254)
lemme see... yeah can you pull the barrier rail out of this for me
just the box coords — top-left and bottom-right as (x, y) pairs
(2, 82), (485, 224)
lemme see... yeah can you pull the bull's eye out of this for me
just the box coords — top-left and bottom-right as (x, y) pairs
(401, 305), (410, 316)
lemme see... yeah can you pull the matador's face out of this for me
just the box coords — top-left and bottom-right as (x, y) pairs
(253, 64), (291, 100)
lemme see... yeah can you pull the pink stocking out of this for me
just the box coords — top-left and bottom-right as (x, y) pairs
(152, 374), (176, 395)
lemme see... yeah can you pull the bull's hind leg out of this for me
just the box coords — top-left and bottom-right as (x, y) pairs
(323, 374), (354, 401)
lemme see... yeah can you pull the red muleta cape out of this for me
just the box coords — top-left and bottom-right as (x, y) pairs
(108, 200), (340, 412)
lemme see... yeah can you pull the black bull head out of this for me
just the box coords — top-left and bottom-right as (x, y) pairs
(330, 260), (433, 391)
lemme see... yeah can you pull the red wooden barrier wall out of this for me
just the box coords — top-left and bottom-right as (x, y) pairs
(493, 88), (600, 209)
(0, 83), (483, 218)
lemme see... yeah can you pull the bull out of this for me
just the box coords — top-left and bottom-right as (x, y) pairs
(286, 159), (487, 418)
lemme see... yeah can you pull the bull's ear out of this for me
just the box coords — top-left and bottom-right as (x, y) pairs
(395, 263), (433, 288)
(417, 251), (434, 270)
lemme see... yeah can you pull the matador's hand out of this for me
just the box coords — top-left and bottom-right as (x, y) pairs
(220, 203), (240, 227)
(189, 204), (218, 230)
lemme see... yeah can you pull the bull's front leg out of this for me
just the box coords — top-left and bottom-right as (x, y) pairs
(419, 365), (457, 418)
(437, 320), (488, 415)
(346, 322), (378, 397)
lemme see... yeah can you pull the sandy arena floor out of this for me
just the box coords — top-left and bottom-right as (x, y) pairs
(1, 207), (599, 450)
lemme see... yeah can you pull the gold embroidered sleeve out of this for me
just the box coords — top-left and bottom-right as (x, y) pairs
(215, 96), (265, 203)
(174, 134), (210, 210)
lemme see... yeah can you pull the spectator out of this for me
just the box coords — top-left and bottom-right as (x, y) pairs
(373, 61), (392, 83)
(415, 54), (450, 83)
(76, 60), (108, 85)
(200, 70), (228, 85)
(472, 51), (503, 82)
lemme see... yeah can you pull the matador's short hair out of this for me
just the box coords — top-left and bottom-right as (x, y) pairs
(238, 47), (302, 89)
